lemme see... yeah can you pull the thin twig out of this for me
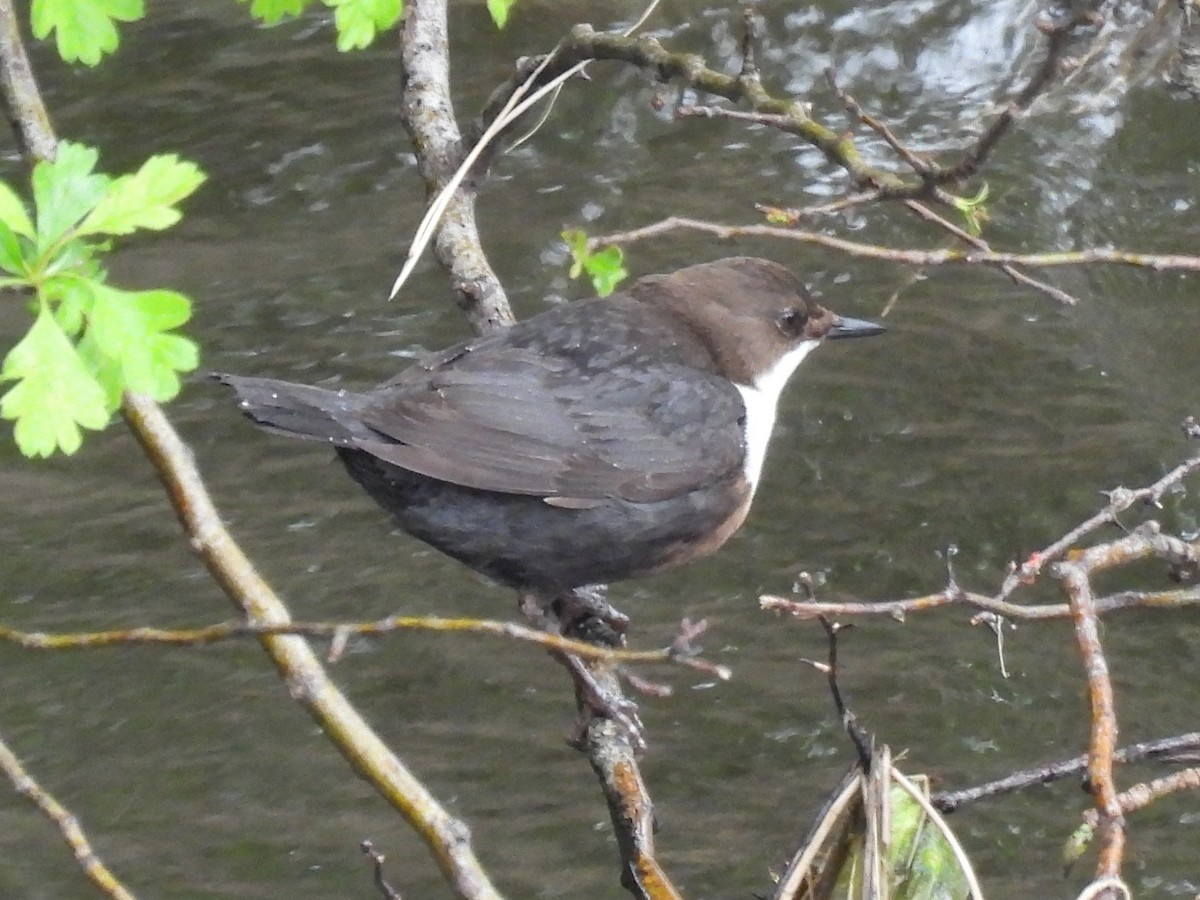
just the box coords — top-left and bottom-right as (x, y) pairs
(0, 732), (137, 900)
(1082, 766), (1200, 828)
(995, 451), (1200, 601)
(589, 215), (1200, 277)
(361, 841), (404, 900)
(825, 68), (936, 177)
(945, 4), (1105, 182)
(0, 615), (731, 680)
(933, 732), (1200, 812)
(761, 583), (1200, 622)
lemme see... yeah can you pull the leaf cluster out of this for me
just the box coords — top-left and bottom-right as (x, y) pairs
(563, 229), (628, 297)
(31, 0), (519, 66)
(0, 142), (205, 456)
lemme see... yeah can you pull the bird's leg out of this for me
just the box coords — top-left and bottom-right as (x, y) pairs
(553, 584), (630, 643)
(519, 589), (644, 749)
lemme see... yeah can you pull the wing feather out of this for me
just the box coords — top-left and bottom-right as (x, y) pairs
(351, 346), (745, 503)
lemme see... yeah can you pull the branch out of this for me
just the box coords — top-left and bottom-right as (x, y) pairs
(764, 443), (1200, 624)
(0, 732), (136, 899)
(397, 2), (678, 896)
(761, 583), (1200, 622)
(1082, 766), (1200, 828)
(1051, 562), (1121, 879)
(933, 732), (1200, 812)
(585, 718), (683, 900)
(0, 614), (732, 680)
(0, 5), (502, 897)
(519, 13), (1120, 306)
(124, 399), (504, 899)
(588, 215), (1200, 278)
(397, 0), (512, 333)
(995, 450), (1200, 601)
(943, 4), (1106, 182)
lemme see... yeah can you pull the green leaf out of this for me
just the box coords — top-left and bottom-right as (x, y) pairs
(486, 0), (518, 28)
(0, 223), (26, 275)
(949, 182), (990, 237)
(1, 301), (109, 456)
(239, 0), (311, 24)
(326, 0), (402, 50)
(31, 142), (110, 251)
(562, 229), (588, 279)
(85, 283), (199, 402)
(46, 273), (97, 336)
(31, 0), (145, 66)
(78, 154), (206, 237)
(0, 181), (35, 238)
(562, 229), (627, 297)
(43, 238), (100, 279)
(583, 246), (627, 297)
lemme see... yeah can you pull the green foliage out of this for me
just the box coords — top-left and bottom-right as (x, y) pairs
(831, 780), (974, 900)
(240, 0), (311, 24)
(328, 0), (402, 50)
(0, 141), (205, 457)
(562, 229), (628, 298)
(486, 0), (519, 28)
(31, 0), (407, 62)
(31, 0), (144, 66)
(1062, 821), (1093, 872)
(237, 0), (402, 50)
(950, 183), (990, 236)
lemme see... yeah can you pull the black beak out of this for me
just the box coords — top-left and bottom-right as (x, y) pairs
(827, 315), (886, 340)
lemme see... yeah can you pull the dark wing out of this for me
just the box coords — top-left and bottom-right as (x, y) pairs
(349, 305), (746, 503)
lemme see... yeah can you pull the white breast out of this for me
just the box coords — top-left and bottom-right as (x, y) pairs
(735, 340), (820, 492)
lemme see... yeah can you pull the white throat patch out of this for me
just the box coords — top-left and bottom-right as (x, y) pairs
(735, 340), (820, 492)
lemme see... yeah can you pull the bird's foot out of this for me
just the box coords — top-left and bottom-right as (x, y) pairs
(554, 584), (630, 645)
(519, 588), (645, 750)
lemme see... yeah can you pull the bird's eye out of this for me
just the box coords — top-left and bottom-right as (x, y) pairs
(775, 307), (808, 338)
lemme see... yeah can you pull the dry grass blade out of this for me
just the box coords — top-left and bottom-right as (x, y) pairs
(772, 746), (983, 900)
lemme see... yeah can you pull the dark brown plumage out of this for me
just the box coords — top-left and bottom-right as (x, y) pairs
(216, 257), (883, 591)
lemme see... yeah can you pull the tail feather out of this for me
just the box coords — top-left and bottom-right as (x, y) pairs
(212, 373), (373, 445)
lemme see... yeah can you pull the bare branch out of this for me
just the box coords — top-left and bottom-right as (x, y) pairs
(361, 841), (404, 900)
(397, 0), (512, 333)
(0, 732), (136, 899)
(589, 215), (1200, 279)
(1055, 562), (1125, 878)
(584, 717), (684, 900)
(0, 614), (731, 680)
(933, 733), (1200, 812)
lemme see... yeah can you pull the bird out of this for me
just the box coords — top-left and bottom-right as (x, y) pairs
(216, 257), (883, 599)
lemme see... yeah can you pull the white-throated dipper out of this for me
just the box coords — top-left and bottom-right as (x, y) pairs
(217, 257), (883, 595)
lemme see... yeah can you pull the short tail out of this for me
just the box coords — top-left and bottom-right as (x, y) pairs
(212, 373), (373, 445)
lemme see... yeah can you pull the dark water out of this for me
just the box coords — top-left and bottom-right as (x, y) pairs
(2, 1), (1199, 897)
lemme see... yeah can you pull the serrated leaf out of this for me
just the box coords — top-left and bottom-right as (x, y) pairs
(32, 142), (110, 251)
(78, 154), (206, 237)
(486, 0), (518, 28)
(0, 181), (35, 238)
(1, 301), (109, 456)
(31, 0), (145, 67)
(327, 0), (402, 50)
(239, 0), (311, 24)
(85, 283), (198, 402)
